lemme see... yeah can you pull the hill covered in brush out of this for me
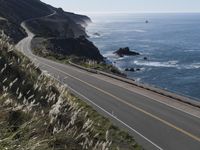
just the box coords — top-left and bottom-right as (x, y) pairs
(0, 32), (142, 149)
(0, 0), (90, 39)
(0, 0), (103, 61)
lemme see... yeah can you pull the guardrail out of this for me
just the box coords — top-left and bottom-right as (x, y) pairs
(69, 61), (200, 108)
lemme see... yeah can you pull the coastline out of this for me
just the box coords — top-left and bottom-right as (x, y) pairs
(85, 23), (200, 105)
(69, 60), (200, 108)
(87, 13), (200, 102)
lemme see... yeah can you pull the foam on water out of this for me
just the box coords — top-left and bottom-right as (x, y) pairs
(133, 60), (179, 68)
(88, 13), (200, 100)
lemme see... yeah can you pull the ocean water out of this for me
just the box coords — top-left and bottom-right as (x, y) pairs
(87, 13), (200, 101)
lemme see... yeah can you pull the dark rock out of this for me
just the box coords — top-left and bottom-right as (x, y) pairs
(144, 57), (148, 60)
(125, 68), (135, 72)
(125, 68), (129, 71)
(125, 67), (141, 72)
(93, 32), (101, 36)
(32, 36), (104, 61)
(114, 47), (140, 57)
(130, 68), (135, 72)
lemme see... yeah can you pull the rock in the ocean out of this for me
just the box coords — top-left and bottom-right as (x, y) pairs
(114, 47), (140, 57)
(125, 67), (141, 72)
(93, 32), (101, 37)
(144, 57), (148, 60)
(125, 68), (135, 72)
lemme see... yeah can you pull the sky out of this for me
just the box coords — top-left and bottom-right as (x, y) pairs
(41, 0), (200, 14)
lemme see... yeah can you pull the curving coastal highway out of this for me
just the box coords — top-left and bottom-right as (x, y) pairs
(16, 11), (200, 150)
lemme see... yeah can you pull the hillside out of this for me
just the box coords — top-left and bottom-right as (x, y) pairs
(0, 0), (90, 39)
(0, 0), (52, 23)
(0, 32), (142, 149)
(31, 36), (104, 61)
(0, 0), (103, 60)
(0, 18), (26, 43)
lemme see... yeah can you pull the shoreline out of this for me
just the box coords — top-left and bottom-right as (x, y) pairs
(86, 18), (200, 104)
(69, 60), (200, 108)
(103, 52), (200, 104)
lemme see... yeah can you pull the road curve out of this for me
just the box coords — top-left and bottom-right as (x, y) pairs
(16, 12), (200, 150)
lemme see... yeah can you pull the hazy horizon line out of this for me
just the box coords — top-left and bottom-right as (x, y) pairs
(72, 11), (200, 15)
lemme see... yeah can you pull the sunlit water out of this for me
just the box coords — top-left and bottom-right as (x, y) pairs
(87, 13), (200, 101)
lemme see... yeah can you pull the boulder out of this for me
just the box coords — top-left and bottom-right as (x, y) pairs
(125, 68), (135, 72)
(93, 32), (101, 37)
(125, 67), (141, 72)
(144, 57), (148, 60)
(114, 47), (140, 57)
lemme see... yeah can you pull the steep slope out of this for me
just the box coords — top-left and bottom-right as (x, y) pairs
(0, 0), (52, 24)
(0, 32), (141, 150)
(26, 12), (87, 38)
(31, 36), (104, 61)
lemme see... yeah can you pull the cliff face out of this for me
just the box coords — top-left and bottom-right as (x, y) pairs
(31, 36), (104, 61)
(0, 0), (103, 61)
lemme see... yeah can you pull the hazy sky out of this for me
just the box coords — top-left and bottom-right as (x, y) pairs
(41, 0), (200, 13)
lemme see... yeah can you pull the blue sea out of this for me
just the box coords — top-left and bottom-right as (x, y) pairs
(87, 13), (200, 101)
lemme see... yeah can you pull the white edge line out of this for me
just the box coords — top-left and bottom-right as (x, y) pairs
(69, 86), (163, 150)
(50, 75), (163, 150)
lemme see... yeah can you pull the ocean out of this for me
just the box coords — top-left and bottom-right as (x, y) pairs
(87, 13), (200, 101)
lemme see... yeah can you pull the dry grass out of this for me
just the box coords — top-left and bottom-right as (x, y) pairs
(0, 31), (142, 150)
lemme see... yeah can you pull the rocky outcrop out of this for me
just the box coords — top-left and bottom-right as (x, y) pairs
(114, 47), (140, 57)
(31, 36), (104, 61)
(93, 33), (101, 37)
(125, 68), (141, 72)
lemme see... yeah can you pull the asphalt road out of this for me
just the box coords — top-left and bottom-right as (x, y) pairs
(16, 13), (200, 150)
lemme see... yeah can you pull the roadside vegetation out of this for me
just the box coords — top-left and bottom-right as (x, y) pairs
(32, 45), (125, 77)
(0, 32), (142, 149)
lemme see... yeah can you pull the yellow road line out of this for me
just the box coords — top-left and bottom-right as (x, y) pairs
(40, 60), (200, 143)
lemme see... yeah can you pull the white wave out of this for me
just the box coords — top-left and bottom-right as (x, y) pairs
(183, 49), (199, 52)
(133, 60), (200, 70)
(135, 78), (141, 82)
(103, 52), (116, 58)
(133, 29), (147, 33)
(106, 28), (147, 33)
(180, 63), (200, 69)
(133, 60), (179, 68)
(87, 33), (101, 38)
